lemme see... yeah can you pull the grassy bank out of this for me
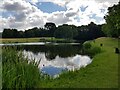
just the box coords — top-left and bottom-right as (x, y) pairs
(0, 37), (75, 43)
(2, 37), (119, 88)
(38, 37), (119, 88)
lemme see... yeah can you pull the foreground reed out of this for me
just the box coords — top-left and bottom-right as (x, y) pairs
(2, 47), (41, 88)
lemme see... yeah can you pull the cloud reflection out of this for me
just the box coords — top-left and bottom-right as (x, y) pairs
(23, 50), (92, 76)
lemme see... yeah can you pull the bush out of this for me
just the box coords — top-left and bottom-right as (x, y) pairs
(88, 46), (102, 56)
(83, 42), (91, 49)
(82, 42), (101, 57)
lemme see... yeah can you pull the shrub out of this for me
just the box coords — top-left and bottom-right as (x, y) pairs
(88, 46), (102, 56)
(82, 42), (102, 57)
(83, 42), (91, 49)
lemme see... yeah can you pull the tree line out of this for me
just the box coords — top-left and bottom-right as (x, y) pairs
(2, 2), (120, 40)
(2, 22), (105, 41)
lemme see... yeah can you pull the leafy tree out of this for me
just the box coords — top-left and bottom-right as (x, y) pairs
(44, 22), (56, 37)
(102, 2), (120, 37)
(18, 31), (24, 38)
(54, 24), (78, 39)
(2, 29), (12, 38)
(24, 27), (39, 38)
(75, 22), (104, 41)
(88, 22), (104, 39)
(2, 29), (19, 38)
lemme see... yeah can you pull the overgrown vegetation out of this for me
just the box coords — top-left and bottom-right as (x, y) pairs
(2, 47), (41, 88)
(82, 41), (102, 57)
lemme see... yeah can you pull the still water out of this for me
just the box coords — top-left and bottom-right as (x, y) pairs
(1, 42), (92, 77)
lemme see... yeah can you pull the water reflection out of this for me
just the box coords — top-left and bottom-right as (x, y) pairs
(22, 46), (92, 77)
(2, 43), (92, 77)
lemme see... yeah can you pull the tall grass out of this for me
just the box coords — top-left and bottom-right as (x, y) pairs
(2, 47), (41, 88)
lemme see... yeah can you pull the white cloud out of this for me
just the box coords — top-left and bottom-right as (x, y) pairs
(0, 0), (119, 32)
(0, 17), (9, 31)
(0, 0), (46, 31)
(65, 9), (79, 17)
(47, 11), (71, 25)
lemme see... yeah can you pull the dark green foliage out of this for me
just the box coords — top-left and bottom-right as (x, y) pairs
(44, 22), (56, 30)
(54, 24), (78, 39)
(75, 22), (105, 41)
(2, 47), (41, 88)
(2, 29), (19, 38)
(102, 2), (120, 38)
(88, 46), (102, 56)
(83, 42), (91, 49)
(2, 22), (104, 41)
(44, 22), (56, 37)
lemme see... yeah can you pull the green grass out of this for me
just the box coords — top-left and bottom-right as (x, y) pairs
(2, 37), (119, 88)
(1, 38), (41, 43)
(0, 37), (75, 43)
(38, 37), (119, 88)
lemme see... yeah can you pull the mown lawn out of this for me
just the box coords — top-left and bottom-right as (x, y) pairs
(0, 37), (75, 43)
(38, 37), (119, 88)
(1, 38), (41, 43)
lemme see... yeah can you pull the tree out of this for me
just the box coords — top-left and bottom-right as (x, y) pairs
(44, 22), (56, 37)
(54, 24), (78, 39)
(18, 31), (24, 38)
(102, 2), (120, 37)
(88, 22), (104, 39)
(2, 28), (19, 38)
(2, 29), (12, 38)
(75, 22), (104, 41)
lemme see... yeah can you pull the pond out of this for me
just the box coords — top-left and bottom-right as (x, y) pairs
(1, 42), (92, 77)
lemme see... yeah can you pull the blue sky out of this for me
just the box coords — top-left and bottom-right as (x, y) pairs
(36, 2), (67, 13)
(0, 0), (119, 32)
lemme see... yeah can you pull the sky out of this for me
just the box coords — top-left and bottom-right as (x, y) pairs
(0, 0), (119, 32)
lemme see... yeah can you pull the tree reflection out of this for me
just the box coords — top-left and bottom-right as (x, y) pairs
(11, 44), (83, 60)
